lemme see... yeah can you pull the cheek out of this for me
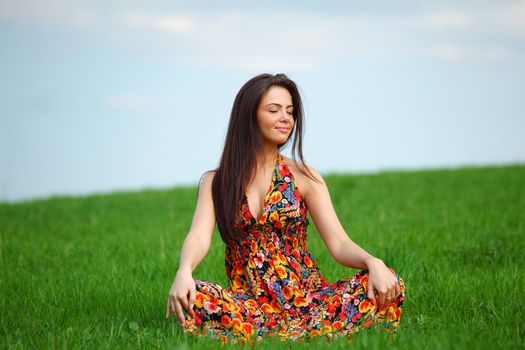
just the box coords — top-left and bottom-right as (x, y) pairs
(258, 110), (272, 122)
(256, 114), (268, 129)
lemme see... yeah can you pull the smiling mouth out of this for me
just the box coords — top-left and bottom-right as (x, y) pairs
(276, 127), (290, 132)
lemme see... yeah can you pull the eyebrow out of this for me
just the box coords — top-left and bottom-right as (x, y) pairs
(265, 103), (293, 108)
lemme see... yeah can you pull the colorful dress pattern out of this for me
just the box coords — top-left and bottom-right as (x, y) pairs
(182, 153), (405, 345)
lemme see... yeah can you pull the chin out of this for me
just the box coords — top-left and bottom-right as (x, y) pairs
(275, 138), (290, 146)
(266, 133), (291, 146)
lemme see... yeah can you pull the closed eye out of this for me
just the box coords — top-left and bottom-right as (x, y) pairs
(268, 109), (293, 114)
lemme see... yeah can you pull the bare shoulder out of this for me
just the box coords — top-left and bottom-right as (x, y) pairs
(198, 170), (217, 194)
(282, 156), (325, 201)
(200, 169), (216, 181)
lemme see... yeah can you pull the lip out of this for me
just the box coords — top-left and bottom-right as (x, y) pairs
(276, 127), (290, 133)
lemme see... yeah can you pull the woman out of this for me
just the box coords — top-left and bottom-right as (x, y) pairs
(166, 73), (405, 345)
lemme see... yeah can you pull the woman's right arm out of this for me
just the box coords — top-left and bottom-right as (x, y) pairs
(165, 170), (216, 325)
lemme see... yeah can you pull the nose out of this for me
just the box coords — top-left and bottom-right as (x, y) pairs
(279, 110), (293, 121)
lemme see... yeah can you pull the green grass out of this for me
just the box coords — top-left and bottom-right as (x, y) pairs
(1, 164), (524, 349)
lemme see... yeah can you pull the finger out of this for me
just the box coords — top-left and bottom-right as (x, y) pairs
(173, 299), (186, 327)
(395, 281), (401, 298)
(390, 284), (397, 302)
(386, 289), (395, 305)
(179, 294), (191, 316)
(378, 290), (386, 310)
(170, 295), (177, 319)
(188, 289), (196, 318)
(367, 281), (376, 305)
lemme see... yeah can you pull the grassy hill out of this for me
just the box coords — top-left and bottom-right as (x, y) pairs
(1, 164), (524, 349)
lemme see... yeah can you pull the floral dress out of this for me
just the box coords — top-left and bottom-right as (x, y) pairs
(181, 153), (405, 345)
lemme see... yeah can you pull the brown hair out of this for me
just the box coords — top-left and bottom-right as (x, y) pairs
(204, 73), (318, 245)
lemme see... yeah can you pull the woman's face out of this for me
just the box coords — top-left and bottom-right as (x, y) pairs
(256, 86), (294, 147)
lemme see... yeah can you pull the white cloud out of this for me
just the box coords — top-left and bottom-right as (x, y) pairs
(110, 9), (518, 68)
(1, 1), (522, 69)
(494, 1), (525, 37)
(105, 94), (186, 114)
(0, 0), (96, 28)
(117, 13), (195, 33)
(390, 11), (471, 30)
(188, 54), (318, 71)
(106, 94), (152, 109)
(425, 44), (512, 62)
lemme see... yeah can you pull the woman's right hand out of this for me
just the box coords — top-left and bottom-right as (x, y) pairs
(166, 266), (196, 326)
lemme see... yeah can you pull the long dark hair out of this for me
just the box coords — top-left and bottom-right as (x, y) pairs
(207, 73), (318, 245)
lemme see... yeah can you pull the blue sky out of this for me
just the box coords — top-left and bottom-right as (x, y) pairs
(1, 0), (524, 203)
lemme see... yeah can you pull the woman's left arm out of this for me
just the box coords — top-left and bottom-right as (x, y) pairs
(302, 166), (401, 308)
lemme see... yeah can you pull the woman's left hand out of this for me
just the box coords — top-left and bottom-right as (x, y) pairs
(365, 257), (400, 310)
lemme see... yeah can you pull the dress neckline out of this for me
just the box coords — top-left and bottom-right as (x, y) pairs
(244, 152), (283, 223)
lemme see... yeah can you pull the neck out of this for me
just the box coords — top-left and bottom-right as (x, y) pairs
(256, 145), (279, 168)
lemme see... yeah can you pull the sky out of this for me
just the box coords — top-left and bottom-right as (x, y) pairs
(1, 0), (524, 203)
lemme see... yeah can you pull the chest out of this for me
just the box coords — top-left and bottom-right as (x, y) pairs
(245, 169), (276, 219)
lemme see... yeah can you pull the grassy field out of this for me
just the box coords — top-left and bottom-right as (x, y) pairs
(1, 164), (524, 349)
